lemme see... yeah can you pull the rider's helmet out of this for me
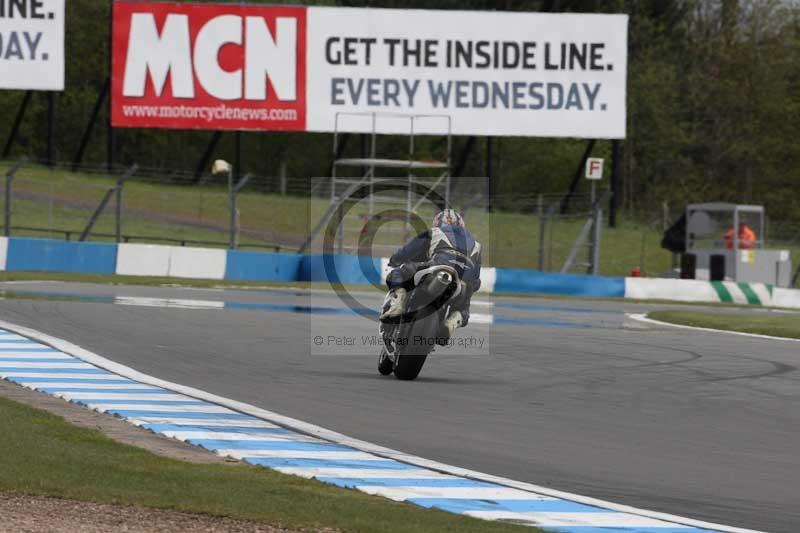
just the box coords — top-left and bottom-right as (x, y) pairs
(432, 209), (465, 229)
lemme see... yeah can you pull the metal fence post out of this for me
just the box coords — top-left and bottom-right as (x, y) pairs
(228, 168), (234, 249)
(609, 139), (620, 227)
(46, 92), (56, 167)
(79, 164), (137, 241)
(2, 92), (32, 159)
(48, 182), (54, 238)
(590, 205), (602, 275)
(485, 137), (494, 213)
(231, 172), (252, 250)
(537, 194), (546, 271)
(4, 171), (12, 237)
(72, 78), (110, 172)
(115, 178), (124, 243)
(4, 159), (25, 237)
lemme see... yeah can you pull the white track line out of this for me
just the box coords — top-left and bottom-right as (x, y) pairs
(0, 318), (764, 533)
(88, 404), (235, 413)
(464, 510), (686, 527)
(357, 486), (555, 501)
(161, 431), (320, 442)
(22, 383), (161, 390)
(1, 372), (130, 380)
(273, 467), (455, 479)
(217, 450), (380, 460)
(0, 362), (95, 369)
(127, 417), (280, 428)
(0, 352), (75, 359)
(628, 313), (800, 343)
(53, 392), (192, 401)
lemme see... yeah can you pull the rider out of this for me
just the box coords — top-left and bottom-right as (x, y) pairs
(379, 209), (481, 337)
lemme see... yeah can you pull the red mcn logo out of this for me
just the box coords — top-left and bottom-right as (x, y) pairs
(112, 3), (307, 131)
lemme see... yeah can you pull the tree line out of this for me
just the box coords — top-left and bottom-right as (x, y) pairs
(1, 0), (798, 229)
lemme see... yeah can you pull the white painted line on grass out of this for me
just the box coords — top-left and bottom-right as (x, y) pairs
(628, 313), (800, 343)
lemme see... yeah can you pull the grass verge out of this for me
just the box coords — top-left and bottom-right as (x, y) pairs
(0, 393), (537, 533)
(648, 310), (800, 339)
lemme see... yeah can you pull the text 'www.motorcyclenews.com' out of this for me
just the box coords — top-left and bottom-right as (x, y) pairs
(121, 104), (298, 123)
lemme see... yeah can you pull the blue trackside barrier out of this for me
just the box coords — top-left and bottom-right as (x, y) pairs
(8, 237), (800, 307)
(6, 237), (117, 274)
(2, 237), (633, 300)
(494, 268), (626, 298)
(225, 250), (301, 282)
(299, 254), (382, 285)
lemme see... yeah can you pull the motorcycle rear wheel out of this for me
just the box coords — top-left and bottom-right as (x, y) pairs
(393, 352), (428, 380)
(393, 309), (437, 380)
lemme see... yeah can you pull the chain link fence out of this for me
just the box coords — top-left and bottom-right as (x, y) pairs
(3, 160), (799, 285)
(1, 163), (302, 251)
(475, 193), (677, 278)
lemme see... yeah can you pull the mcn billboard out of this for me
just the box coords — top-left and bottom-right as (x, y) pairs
(112, 2), (306, 131)
(112, 3), (628, 138)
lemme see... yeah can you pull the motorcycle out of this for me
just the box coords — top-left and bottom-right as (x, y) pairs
(378, 262), (465, 380)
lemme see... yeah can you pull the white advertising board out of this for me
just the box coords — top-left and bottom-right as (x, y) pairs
(306, 7), (628, 138)
(0, 0), (65, 90)
(111, 3), (628, 138)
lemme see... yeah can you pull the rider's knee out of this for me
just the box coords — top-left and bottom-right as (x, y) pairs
(386, 264), (416, 291)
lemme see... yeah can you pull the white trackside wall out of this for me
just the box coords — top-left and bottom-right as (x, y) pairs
(116, 243), (171, 277)
(0, 237), (8, 271)
(116, 243), (226, 280)
(625, 278), (722, 303)
(625, 277), (776, 306)
(167, 246), (227, 279)
(772, 288), (800, 309)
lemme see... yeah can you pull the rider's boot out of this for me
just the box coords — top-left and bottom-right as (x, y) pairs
(444, 310), (463, 337)
(379, 288), (407, 321)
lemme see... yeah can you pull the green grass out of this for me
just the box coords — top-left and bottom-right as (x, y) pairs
(7, 161), (797, 279)
(0, 394), (538, 533)
(648, 310), (800, 339)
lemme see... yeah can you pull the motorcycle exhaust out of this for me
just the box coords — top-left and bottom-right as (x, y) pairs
(422, 271), (454, 299)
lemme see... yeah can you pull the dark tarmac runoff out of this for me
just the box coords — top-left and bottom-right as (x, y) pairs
(0, 281), (797, 532)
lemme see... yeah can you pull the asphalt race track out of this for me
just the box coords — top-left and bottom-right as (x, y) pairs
(0, 281), (798, 532)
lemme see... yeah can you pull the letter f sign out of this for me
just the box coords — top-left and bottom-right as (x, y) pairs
(585, 157), (604, 180)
